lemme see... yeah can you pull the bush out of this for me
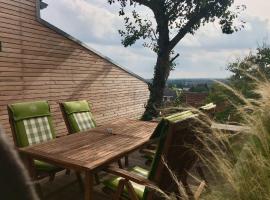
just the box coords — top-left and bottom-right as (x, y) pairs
(208, 44), (270, 123)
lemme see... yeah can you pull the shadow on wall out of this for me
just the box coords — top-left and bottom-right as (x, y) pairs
(68, 60), (112, 100)
(21, 39), (112, 100)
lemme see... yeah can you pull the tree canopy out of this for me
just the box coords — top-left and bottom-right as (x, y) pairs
(108, 0), (245, 119)
(208, 44), (270, 122)
(109, 0), (245, 52)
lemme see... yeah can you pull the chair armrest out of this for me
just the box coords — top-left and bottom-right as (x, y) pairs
(104, 166), (154, 186)
(140, 149), (155, 156)
(211, 123), (249, 133)
(150, 118), (161, 123)
(148, 143), (158, 149)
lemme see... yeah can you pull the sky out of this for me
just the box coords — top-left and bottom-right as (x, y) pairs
(41, 0), (270, 79)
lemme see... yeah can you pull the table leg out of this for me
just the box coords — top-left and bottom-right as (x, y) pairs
(76, 172), (84, 192)
(84, 171), (94, 200)
(125, 156), (129, 167)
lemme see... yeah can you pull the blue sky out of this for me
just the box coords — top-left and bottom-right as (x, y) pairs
(41, 0), (270, 79)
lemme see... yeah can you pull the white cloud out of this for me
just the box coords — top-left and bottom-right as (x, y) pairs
(170, 48), (251, 78)
(235, 0), (270, 20)
(42, 0), (122, 42)
(42, 0), (270, 79)
(65, 0), (119, 38)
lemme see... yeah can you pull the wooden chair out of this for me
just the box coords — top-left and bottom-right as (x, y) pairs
(140, 111), (198, 162)
(59, 100), (125, 183)
(199, 103), (216, 119)
(103, 111), (208, 200)
(141, 102), (216, 164)
(59, 100), (97, 134)
(8, 101), (64, 196)
(59, 100), (101, 184)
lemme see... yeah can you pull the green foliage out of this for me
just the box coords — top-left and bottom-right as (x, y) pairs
(228, 44), (270, 97)
(108, 0), (245, 119)
(208, 44), (270, 122)
(168, 81), (184, 89)
(108, 0), (246, 58)
(207, 83), (239, 122)
(189, 84), (209, 93)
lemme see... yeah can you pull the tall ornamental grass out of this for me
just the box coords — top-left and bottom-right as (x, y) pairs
(200, 78), (270, 200)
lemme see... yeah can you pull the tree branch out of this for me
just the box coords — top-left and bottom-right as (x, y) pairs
(170, 53), (180, 63)
(167, 2), (182, 20)
(151, 28), (158, 41)
(168, 4), (215, 51)
(133, 0), (151, 7)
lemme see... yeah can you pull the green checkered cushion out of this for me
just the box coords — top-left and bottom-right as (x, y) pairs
(23, 116), (53, 145)
(62, 100), (96, 133)
(8, 101), (56, 147)
(73, 112), (96, 131)
(8, 101), (61, 173)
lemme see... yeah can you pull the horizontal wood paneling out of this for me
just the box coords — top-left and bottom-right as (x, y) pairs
(0, 0), (149, 141)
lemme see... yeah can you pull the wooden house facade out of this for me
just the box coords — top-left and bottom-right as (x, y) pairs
(0, 0), (149, 139)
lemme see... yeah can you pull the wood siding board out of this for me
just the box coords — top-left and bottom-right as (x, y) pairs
(0, 0), (149, 138)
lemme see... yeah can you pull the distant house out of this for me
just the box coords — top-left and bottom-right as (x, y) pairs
(163, 88), (178, 103)
(182, 92), (208, 107)
(163, 87), (209, 107)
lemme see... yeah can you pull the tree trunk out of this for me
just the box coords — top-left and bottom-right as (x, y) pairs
(142, 6), (171, 120)
(142, 48), (171, 120)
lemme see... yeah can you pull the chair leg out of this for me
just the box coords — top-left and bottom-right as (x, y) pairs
(113, 179), (139, 200)
(145, 159), (152, 166)
(118, 159), (123, 169)
(94, 173), (100, 185)
(76, 172), (84, 192)
(113, 179), (125, 200)
(49, 173), (55, 182)
(65, 169), (71, 175)
(124, 156), (129, 167)
(125, 180), (139, 200)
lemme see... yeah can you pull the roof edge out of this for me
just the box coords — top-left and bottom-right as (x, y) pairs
(36, 0), (148, 84)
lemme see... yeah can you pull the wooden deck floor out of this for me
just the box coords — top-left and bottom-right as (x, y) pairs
(40, 151), (148, 200)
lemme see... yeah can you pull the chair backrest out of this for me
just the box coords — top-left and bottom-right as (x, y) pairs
(200, 102), (216, 119)
(200, 103), (216, 111)
(8, 101), (56, 148)
(60, 100), (96, 134)
(144, 111), (204, 199)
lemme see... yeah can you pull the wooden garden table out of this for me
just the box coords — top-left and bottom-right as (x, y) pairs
(19, 119), (158, 200)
